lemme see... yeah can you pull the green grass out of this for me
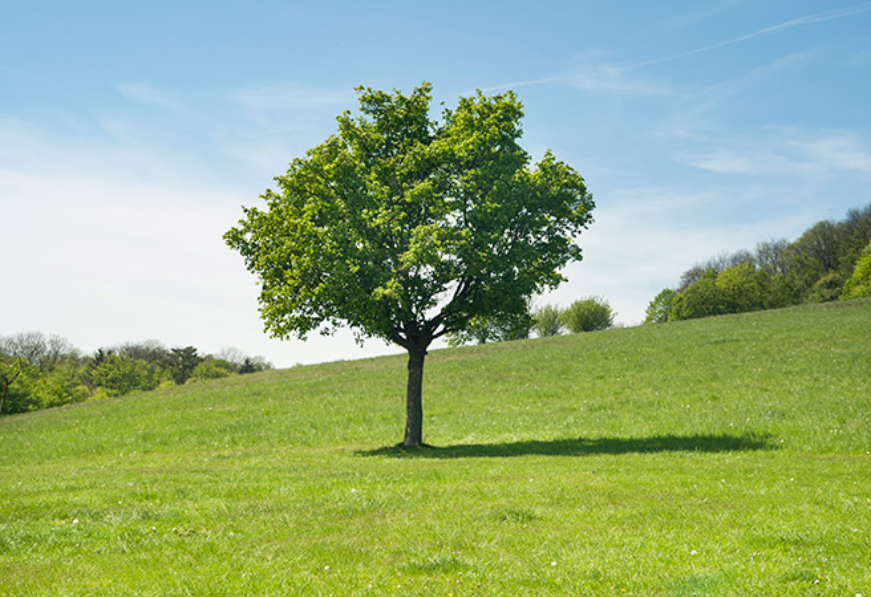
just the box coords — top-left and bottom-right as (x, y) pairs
(1, 299), (870, 596)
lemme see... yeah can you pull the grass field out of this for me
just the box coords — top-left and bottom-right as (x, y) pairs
(1, 299), (870, 596)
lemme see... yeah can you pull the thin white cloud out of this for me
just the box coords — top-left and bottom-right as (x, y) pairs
(231, 83), (353, 112)
(677, 128), (871, 176)
(480, 66), (670, 98)
(477, 77), (557, 95)
(117, 81), (179, 108)
(0, 117), (400, 367)
(540, 185), (815, 325)
(559, 65), (672, 96)
(635, 2), (871, 68)
(787, 131), (871, 173)
(481, 3), (871, 100)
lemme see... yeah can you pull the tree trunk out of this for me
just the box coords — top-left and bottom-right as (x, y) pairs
(403, 346), (427, 447)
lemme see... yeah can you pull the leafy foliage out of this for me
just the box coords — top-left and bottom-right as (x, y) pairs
(643, 288), (676, 324)
(225, 82), (594, 445)
(659, 203), (871, 322)
(446, 310), (534, 346)
(532, 303), (564, 336)
(0, 335), (271, 416)
(226, 83), (594, 349)
(189, 358), (235, 381)
(560, 296), (615, 333)
(841, 239), (871, 299)
(90, 354), (163, 398)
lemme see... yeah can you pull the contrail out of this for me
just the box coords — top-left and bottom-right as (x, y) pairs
(479, 2), (871, 94)
(634, 2), (871, 69)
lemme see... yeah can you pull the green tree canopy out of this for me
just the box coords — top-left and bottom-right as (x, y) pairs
(225, 82), (595, 446)
(842, 239), (871, 299)
(644, 289), (676, 324)
(561, 297), (615, 333)
(533, 303), (564, 337)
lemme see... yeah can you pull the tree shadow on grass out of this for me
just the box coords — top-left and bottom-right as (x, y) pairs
(359, 433), (777, 459)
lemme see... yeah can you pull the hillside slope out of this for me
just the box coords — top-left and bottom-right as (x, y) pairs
(1, 299), (869, 595)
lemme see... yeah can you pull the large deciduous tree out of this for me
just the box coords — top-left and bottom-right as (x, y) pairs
(225, 83), (595, 447)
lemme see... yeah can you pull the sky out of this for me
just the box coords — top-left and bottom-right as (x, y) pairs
(2, 0), (870, 367)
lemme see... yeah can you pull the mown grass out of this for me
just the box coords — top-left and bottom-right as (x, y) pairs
(1, 299), (869, 595)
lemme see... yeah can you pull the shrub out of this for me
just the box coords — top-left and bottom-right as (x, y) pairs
(447, 310), (534, 346)
(842, 240), (871, 299)
(561, 297), (614, 333)
(89, 354), (159, 398)
(804, 271), (844, 303)
(644, 289), (676, 324)
(533, 304), (564, 337)
(716, 262), (765, 313)
(188, 359), (235, 382)
(669, 269), (723, 321)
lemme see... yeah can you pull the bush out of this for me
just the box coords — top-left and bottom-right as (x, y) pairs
(644, 289), (676, 324)
(533, 304), (564, 337)
(669, 269), (723, 321)
(716, 262), (765, 313)
(188, 359), (235, 382)
(447, 310), (534, 346)
(89, 354), (160, 398)
(842, 240), (871, 299)
(804, 271), (844, 303)
(561, 297), (614, 333)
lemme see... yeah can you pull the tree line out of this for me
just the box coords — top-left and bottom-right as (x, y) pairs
(0, 334), (272, 416)
(645, 203), (871, 323)
(448, 296), (616, 345)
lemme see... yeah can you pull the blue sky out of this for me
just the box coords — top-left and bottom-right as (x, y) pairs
(3, 0), (870, 366)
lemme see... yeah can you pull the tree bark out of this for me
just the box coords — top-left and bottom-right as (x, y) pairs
(403, 346), (427, 447)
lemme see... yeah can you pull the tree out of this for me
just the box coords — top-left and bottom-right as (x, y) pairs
(783, 220), (843, 295)
(669, 269), (723, 321)
(189, 358), (235, 382)
(678, 250), (755, 292)
(116, 340), (170, 365)
(0, 334), (45, 415)
(446, 309), (534, 346)
(169, 346), (202, 385)
(533, 303), (564, 337)
(90, 354), (159, 397)
(841, 239), (871, 300)
(836, 204), (871, 274)
(561, 297), (614, 333)
(1, 333), (81, 415)
(644, 288), (676, 324)
(715, 262), (764, 313)
(217, 347), (273, 373)
(754, 239), (790, 275)
(225, 83), (595, 447)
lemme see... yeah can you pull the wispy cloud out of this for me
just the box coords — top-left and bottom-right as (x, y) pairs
(635, 2), (871, 68)
(117, 81), (180, 108)
(676, 128), (871, 176)
(545, 184), (812, 324)
(485, 2), (871, 101)
(231, 83), (353, 112)
(662, 52), (810, 126)
(481, 65), (671, 98)
(559, 65), (672, 96)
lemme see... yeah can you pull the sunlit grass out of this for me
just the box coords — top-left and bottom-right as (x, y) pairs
(1, 299), (869, 595)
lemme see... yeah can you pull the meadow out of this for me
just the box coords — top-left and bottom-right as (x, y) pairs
(1, 299), (869, 596)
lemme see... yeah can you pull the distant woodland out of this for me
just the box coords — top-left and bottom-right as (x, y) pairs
(644, 203), (871, 323)
(4, 205), (869, 417)
(0, 338), (271, 416)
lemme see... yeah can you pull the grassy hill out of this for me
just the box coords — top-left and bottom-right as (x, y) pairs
(1, 299), (869, 596)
